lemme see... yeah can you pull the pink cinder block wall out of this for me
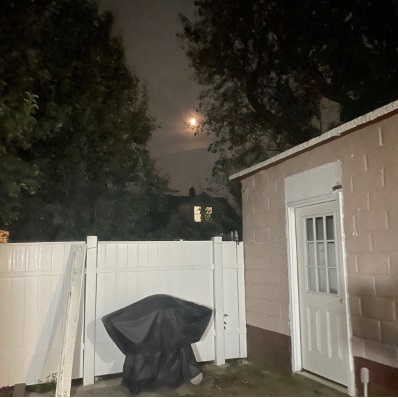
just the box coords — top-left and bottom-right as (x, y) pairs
(242, 112), (398, 367)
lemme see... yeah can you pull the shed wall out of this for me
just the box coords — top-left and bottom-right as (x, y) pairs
(242, 112), (398, 367)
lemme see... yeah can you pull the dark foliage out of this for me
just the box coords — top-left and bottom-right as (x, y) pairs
(1, 0), (170, 240)
(179, 0), (398, 203)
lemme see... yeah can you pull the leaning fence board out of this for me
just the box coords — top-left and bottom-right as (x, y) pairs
(12, 383), (26, 397)
(55, 244), (86, 397)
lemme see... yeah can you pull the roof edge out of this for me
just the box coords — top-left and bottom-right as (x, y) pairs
(230, 99), (398, 181)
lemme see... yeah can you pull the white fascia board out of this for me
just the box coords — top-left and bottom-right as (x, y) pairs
(230, 99), (398, 181)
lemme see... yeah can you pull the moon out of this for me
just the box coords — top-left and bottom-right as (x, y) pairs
(189, 117), (197, 127)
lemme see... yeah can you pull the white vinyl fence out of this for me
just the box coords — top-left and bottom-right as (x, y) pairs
(0, 237), (246, 388)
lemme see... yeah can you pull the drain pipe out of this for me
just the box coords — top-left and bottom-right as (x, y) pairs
(360, 367), (369, 397)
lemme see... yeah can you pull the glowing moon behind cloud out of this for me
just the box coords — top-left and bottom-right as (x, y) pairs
(189, 116), (197, 127)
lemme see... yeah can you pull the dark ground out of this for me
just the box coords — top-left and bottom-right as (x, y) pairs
(2, 359), (347, 397)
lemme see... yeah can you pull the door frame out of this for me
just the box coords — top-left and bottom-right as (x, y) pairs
(286, 191), (356, 396)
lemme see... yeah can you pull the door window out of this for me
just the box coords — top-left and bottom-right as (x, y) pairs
(305, 215), (338, 294)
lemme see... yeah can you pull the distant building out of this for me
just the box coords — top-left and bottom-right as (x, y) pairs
(165, 187), (241, 240)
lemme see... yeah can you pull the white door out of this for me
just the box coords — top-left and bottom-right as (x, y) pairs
(296, 200), (348, 385)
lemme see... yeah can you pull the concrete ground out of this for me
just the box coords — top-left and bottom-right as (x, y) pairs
(23, 359), (346, 397)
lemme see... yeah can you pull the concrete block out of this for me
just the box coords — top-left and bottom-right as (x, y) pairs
(269, 252), (288, 271)
(273, 317), (290, 336)
(351, 315), (381, 341)
(255, 227), (270, 242)
(351, 336), (365, 357)
(243, 223), (255, 243)
(390, 254), (398, 275)
(381, 321), (398, 345)
(356, 252), (390, 275)
(249, 282), (269, 300)
(345, 152), (368, 174)
(381, 117), (398, 146)
(351, 125), (381, 154)
(280, 303), (290, 320)
(246, 296), (266, 315)
(263, 269), (281, 286)
(356, 210), (388, 232)
(387, 209), (398, 231)
(349, 296), (362, 316)
(253, 172), (267, 193)
(372, 230), (398, 252)
(276, 239), (287, 256)
(351, 170), (384, 194)
(246, 311), (274, 331)
(361, 297), (396, 321)
(245, 269), (266, 285)
(242, 188), (249, 204)
(364, 340), (398, 368)
(384, 164), (398, 189)
(344, 192), (370, 213)
(345, 232), (372, 253)
(243, 246), (256, 268)
(375, 275), (398, 298)
(269, 222), (286, 241)
(251, 212), (263, 228)
(369, 188), (398, 211)
(346, 254), (358, 274)
(254, 254), (271, 269)
(367, 145), (398, 171)
(263, 299), (282, 318)
(261, 284), (289, 304)
(347, 274), (376, 296)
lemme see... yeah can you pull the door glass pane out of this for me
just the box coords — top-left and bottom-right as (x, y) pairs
(326, 215), (334, 240)
(306, 218), (314, 241)
(316, 217), (324, 240)
(318, 268), (327, 293)
(317, 243), (325, 267)
(328, 268), (338, 294)
(308, 267), (317, 292)
(327, 242), (336, 268)
(307, 243), (315, 266)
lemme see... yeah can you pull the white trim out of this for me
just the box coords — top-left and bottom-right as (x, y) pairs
(287, 193), (354, 394)
(230, 100), (398, 181)
(287, 193), (339, 374)
(286, 206), (301, 372)
(337, 191), (357, 397)
(286, 193), (337, 209)
(297, 371), (348, 395)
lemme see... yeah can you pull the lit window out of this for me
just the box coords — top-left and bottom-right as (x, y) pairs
(0, 230), (9, 243)
(204, 206), (212, 222)
(194, 206), (201, 222)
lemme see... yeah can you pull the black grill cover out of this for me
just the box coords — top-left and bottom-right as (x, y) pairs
(102, 294), (212, 394)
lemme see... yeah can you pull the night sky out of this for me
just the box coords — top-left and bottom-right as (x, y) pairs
(97, 0), (217, 195)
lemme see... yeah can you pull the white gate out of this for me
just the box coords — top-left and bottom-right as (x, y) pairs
(0, 237), (246, 388)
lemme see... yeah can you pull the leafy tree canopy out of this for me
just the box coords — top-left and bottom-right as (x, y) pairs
(179, 0), (398, 203)
(1, 0), (170, 240)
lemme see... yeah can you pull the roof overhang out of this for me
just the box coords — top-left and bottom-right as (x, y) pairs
(230, 100), (398, 181)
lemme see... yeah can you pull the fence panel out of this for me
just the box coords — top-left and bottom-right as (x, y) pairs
(222, 242), (247, 359)
(1, 237), (246, 388)
(0, 242), (84, 388)
(93, 241), (215, 377)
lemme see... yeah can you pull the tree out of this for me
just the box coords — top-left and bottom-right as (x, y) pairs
(179, 0), (398, 203)
(1, 0), (170, 241)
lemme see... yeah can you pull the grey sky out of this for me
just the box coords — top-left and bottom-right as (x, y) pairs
(97, 0), (217, 195)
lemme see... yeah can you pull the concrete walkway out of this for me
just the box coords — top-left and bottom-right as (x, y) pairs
(26, 359), (347, 397)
